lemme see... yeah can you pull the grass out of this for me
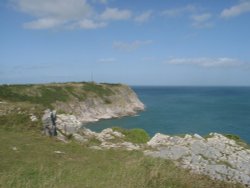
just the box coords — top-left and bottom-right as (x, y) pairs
(0, 113), (42, 132)
(82, 82), (114, 97)
(0, 127), (244, 188)
(0, 85), (70, 108)
(0, 82), (120, 109)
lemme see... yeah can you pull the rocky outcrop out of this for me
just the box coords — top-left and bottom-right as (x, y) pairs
(42, 109), (57, 136)
(47, 113), (140, 150)
(145, 133), (250, 186)
(43, 111), (250, 186)
(56, 114), (82, 134)
(54, 84), (144, 123)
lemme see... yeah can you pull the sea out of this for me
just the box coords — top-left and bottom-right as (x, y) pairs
(85, 86), (250, 144)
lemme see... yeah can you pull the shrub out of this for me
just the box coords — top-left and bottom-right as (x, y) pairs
(112, 127), (150, 144)
(225, 134), (241, 142)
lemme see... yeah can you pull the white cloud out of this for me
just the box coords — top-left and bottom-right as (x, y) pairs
(166, 57), (243, 68)
(162, 5), (196, 17)
(77, 19), (107, 29)
(192, 13), (211, 22)
(113, 40), (153, 51)
(162, 5), (213, 28)
(91, 0), (108, 4)
(11, 0), (98, 30)
(100, 8), (132, 20)
(98, 58), (116, 63)
(11, 0), (92, 19)
(221, 1), (250, 18)
(11, 0), (133, 30)
(135, 11), (153, 23)
(23, 18), (64, 29)
(191, 13), (213, 28)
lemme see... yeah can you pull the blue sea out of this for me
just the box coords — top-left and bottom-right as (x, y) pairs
(86, 86), (250, 143)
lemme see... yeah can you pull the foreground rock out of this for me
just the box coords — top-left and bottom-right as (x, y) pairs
(42, 112), (250, 186)
(49, 113), (141, 151)
(145, 133), (250, 186)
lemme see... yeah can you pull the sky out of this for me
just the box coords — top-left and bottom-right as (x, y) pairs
(1, 0), (250, 86)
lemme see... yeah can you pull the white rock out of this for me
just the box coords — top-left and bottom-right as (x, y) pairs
(193, 133), (204, 140)
(147, 133), (170, 147)
(30, 115), (38, 122)
(145, 132), (250, 186)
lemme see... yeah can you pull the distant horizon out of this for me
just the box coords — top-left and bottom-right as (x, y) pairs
(1, 80), (250, 87)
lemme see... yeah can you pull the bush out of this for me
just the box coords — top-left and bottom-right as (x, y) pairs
(112, 127), (150, 144)
(225, 134), (241, 142)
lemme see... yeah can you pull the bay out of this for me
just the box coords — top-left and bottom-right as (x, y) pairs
(86, 86), (250, 143)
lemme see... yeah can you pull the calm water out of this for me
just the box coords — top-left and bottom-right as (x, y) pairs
(86, 86), (250, 143)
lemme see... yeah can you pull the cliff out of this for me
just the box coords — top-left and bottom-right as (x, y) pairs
(0, 82), (144, 122)
(53, 83), (144, 122)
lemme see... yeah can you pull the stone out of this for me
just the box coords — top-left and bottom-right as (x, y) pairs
(193, 133), (204, 140)
(56, 114), (82, 135)
(30, 114), (38, 122)
(147, 133), (170, 147)
(145, 132), (250, 186)
(42, 109), (57, 136)
(72, 133), (88, 143)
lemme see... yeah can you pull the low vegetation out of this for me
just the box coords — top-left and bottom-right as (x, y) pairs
(112, 127), (150, 144)
(0, 82), (120, 109)
(82, 82), (114, 97)
(225, 134), (250, 149)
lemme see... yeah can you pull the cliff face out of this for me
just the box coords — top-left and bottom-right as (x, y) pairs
(0, 82), (144, 123)
(54, 83), (144, 123)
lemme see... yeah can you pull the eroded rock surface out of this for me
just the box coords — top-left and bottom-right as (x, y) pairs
(54, 85), (145, 123)
(145, 133), (250, 186)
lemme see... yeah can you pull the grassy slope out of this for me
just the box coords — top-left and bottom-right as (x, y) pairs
(0, 82), (118, 109)
(0, 115), (243, 188)
(0, 130), (243, 188)
(0, 83), (245, 187)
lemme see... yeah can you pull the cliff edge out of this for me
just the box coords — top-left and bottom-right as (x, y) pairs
(0, 82), (144, 123)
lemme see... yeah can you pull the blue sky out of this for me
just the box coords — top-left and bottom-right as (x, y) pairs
(1, 0), (250, 85)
